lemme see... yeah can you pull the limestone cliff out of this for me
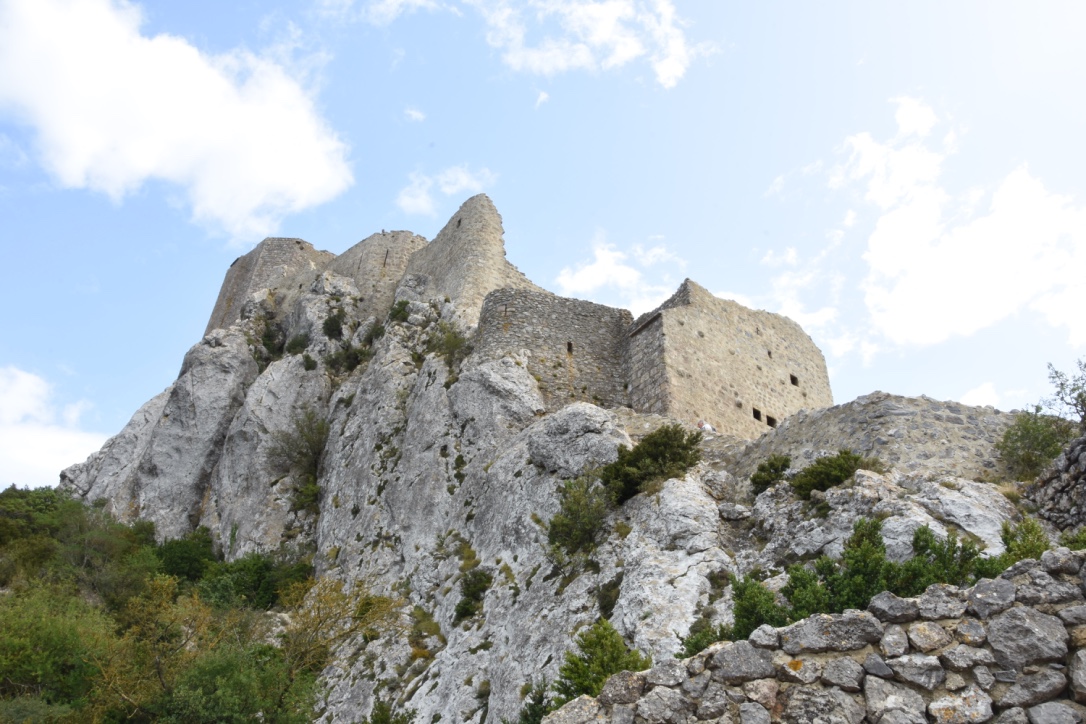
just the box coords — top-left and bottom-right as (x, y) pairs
(60, 196), (1038, 724)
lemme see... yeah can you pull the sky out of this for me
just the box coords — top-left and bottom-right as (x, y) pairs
(2, 0), (1085, 487)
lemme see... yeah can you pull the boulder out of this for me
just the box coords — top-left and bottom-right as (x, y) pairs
(778, 610), (883, 654)
(888, 653), (946, 690)
(988, 608), (1069, 671)
(927, 684), (994, 723)
(710, 641), (776, 684)
(969, 579), (1017, 619)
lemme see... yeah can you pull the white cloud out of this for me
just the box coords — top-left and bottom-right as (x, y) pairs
(554, 232), (682, 314)
(760, 247), (798, 267)
(319, 0), (439, 24)
(535, 90), (550, 108)
(960, 382), (1000, 408)
(396, 164), (497, 215)
(713, 290), (756, 309)
(837, 101), (1086, 347)
(0, 0), (352, 241)
(892, 96), (938, 138)
(464, 0), (708, 88)
(0, 366), (107, 488)
(843, 210), (856, 228)
(405, 107), (426, 122)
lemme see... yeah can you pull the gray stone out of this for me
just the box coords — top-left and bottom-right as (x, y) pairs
(636, 686), (691, 724)
(946, 672), (968, 690)
(747, 624), (779, 649)
(1042, 547), (1080, 575)
(682, 670), (711, 699)
(779, 685), (864, 724)
(865, 653), (896, 678)
(957, 619), (989, 646)
(1016, 569), (1084, 606)
(599, 670), (646, 706)
(696, 682), (732, 720)
(869, 591), (920, 623)
(1059, 606), (1086, 626)
(988, 608), (1069, 671)
(710, 641), (776, 684)
(974, 666), (996, 691)
(778, 610), (883, 654)
(542, 696), (601, 724)
(645, 659), (688, 687)
(919, 584), (968, 620)
(1027, 702), (1083, 724)
(1072, 650), (1086, 703)
(610, 705), (635, 724)
(927, 684), (994, 723)
(941, 644), (997, 672)
(908, 621), (953, 652)
(738, 702), (770, 724)
(995, 709), (1029, 724)
(995, 669), (1022, 683)
(741, 678), (778, 711)
(888, 653), (947, 690)
(882, 624), (910, 657)
(969, 578), (1017, 619)
(822, 657), (865, 692)
(864, 675), (927, 724)
(996, 669), (1067, 708)
(777, 656), (821, 684)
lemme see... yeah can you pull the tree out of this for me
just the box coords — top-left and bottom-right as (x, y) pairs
(1047, 358), (1086, 433)
(600, 424), (701, 504)
(552, 620), (650, 705)
(996, 405), (1075, 480)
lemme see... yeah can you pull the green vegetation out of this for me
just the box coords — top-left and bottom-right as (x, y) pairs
(389, 300), (411, 323)
(996, 405), (1075, 480)
(454, 568), (493, 623)
(267, 407), (330, 514)
(547, 476), (612, 557)
(361, 697), (416, 724)
(601, 424), (702, 504)
(552, 620), (651, 705)
(323, 309), (345, 340)
(1061, 527), (1086, 551)
(750, 454), (791, 496)
(1046, 358), (1086, 433)
(789, 449), (884, 499)
(0, 485), (397, 722)
(303, 353), (317, 371)
(285, 334), (310, 355)
(427, 321), (471, 372)
(324, 344), (374, 375)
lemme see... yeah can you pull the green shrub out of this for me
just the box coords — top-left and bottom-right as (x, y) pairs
(267, 407), (330, 514)
(552, 620), (650, 705)
(322, 310), (345, 340)
(547, 476), (613, 557)
(427, 322), (471, 371)
(262, 324), (285, 357)
(365, 323), (385, 345)
(1001, 516), (1050, 563)
(597, 573), (623, 619)
(454, 568), (493, 622)
(198, 552), (312, 610)
(324, 344), (373, 374)
(996, 405), (1075, 480)
(731, 575), (789, 640)
(302, 354), (317, 371)
(750, 454), (791, 496)
(600, 424), (702, 504)
(285, 334), (310, 355)
(789, 450), (883, 499)
(505, 679), (553, 724)
(677, 618), (732, 658)
(1061, 527), (1086, 551)
(389, 300), (411, 323)
(157, 526), (217, 582)
(361, 697), (416, 724)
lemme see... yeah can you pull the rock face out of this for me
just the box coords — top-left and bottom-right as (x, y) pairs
(1027, 434), (1086, 530)
(59, 196), (1042, 724)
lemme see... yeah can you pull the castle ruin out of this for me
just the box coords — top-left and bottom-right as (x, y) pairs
(205, 195), (832, 438)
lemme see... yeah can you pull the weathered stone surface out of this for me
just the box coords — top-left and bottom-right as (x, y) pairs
(741, 679), (778, 711)
(870, 591), (921, 623)
(738, 702), (770, 724)
(941, 644), (997, 672)
(696, 681), (732, 720)
(975, 666), (996, 691)
(882, 624), (910, 657)
(1026, 701), (1083, 724)
(599, 671), (646, 707)
(994, 708), (1029, 724)
(683, 670), (711, 699)
(1060, 607), (1086, 627)
(909, 621), (953, 652)
(927, 684), (994, 723)
(541, 696), (602, 724)
(957, 619), (989, 646)
(778, 610), (883, 654)
(947, 672), (968, 691)
(989, 608), (1069, 671)
(865, 675), (927, 723)
(710, 641), (776, 684)
(865, 653), (896, 678)
(777, 656), (821, 684)
(888, 653), (946, 690)
(1072, 651), (1086, 704)
(920, 584), (968, 620)
(748, 624), (779, 649)
(1043, 548), (1081, 575)
(822, 657), (866, 692)
(636, 686), (691, 724)
(779, 685), (864, 724)
(1016, 570), (1085, 607)
(645, 659), (688, 687)
(996, 669), (1067, 708)
(969, 579), (1017, 619)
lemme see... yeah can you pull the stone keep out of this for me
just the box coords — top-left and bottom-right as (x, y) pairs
(204, 194), (833, 439)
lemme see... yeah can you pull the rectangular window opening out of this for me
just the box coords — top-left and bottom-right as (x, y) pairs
(752, 408), (762, 421)
(790, 374), (799, 386)
(766, 416), (778, 428)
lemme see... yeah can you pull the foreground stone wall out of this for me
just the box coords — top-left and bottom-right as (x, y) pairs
(547, 548), (1086, 724)
(1027, 435), (1086, 532)
(627, 281), (833, 438)
(473, 288), (633, 410)
(205, 237), (334, 335)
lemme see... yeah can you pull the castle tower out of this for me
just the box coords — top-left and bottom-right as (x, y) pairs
(327, 230), (428, 323)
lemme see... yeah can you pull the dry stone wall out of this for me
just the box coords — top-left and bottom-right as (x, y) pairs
(547, 548), (1086, 724)
(205, 237), (334, 335)
(627, 281), (833, 438)
(1027, 435), (1086, 532)
(473, 288), (633, 411)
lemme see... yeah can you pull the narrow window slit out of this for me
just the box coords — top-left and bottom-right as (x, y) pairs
(752, 408), (762, 421)
(767, 416), (777, 428)
(790, 374), (799, 386)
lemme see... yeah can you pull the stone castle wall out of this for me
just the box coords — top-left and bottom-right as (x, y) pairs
(546, 549), (1086, 724)
(326, 230), (427, 323)
(1027, 434), (1086, 531)
(473, 288), (633, 411)
(626, 281), (833, 438)
(205, 237), (334, 335)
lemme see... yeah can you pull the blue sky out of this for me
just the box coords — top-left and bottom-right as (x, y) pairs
(2, 0), (1085, 486)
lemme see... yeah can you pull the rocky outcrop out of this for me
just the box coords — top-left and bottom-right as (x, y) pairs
(548, 549), (1086, 724)
(1026, 435), (1086, 532)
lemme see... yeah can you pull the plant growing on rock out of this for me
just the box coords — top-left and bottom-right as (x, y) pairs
(996, 405), (1074, 480)
(1046, 358), (1086, 433)
(600, 424), (702, 504)
(285, 334), (310, 355)
(788, 449), (884, 499)
(750, 454), (791, 496)
(322, 309), (345, 340)
(388, 300), (411, 323)
(551, 619), (650, 705)
(453, 568), (493, 623)
(267, 407), (330, 514)
(547, 475), (612, 558)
